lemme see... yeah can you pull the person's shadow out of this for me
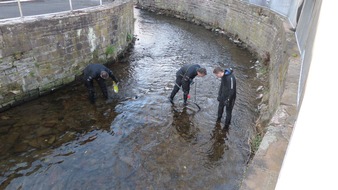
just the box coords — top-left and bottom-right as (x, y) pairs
(171, 107), (198, 142)
(207, 122), (230, 162)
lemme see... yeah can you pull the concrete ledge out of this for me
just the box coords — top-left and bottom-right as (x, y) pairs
(240, 106), (294, 190)
(241, 33), (301, 189)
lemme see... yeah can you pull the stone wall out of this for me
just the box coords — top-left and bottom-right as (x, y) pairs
(0, 0), (134, 111)
(136, 0), (299, 125)
(136, 1), (301, 189)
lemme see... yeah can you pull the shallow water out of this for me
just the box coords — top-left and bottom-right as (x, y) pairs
(0, 8), (263, 189)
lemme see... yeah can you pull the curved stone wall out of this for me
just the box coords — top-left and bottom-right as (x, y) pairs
(0, 0), (134, 111)
(137, 0), (302, 188)
(137, 0), (300, 126)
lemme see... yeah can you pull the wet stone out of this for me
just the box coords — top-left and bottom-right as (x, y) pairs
(44, 119), (58, 128)
(37, 136), (55, 148)
(0, 118), (17, 129)
(6, 132), (20, 144)
(0, 125), (11, 134)
(36, 127), (55, 137)
(1, 116), (11, 120)
(59, 132), (77, 143)
(0, 143), (10, 153)
(47, 135), (56, 144)
(13, 143), (29, 153)
(56, 124), (68, 132)
(28, 138), (40, 148)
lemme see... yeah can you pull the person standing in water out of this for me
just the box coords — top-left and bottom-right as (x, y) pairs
(169, 64), (207, 105)
(83, 63), (119, 104)
(213, 67), (236, 126)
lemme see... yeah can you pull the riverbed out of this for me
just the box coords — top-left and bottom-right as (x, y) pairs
(0, 8), (264, 189)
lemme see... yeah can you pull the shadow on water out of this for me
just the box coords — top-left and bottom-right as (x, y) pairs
(172, 106), (200, 142)
(207, 123), (229, 163)
(0, 8), (264, 189)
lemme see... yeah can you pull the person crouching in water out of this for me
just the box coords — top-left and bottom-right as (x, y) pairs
(83, 63), (119, 104)
(169, 64), (207, 105)
(213, 67), (236, 126)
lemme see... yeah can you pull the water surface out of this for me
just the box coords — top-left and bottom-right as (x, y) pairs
(0, 8), (263, 189)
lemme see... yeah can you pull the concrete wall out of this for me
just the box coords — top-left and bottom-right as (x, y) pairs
(0, 0), (134, 111)
(295, 0), (321, 107)
(276, 1), (338, 188)
(137, 0), (300, 126)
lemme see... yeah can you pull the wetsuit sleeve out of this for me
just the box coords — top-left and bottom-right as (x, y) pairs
(220, 75), (236, 102)
(219, 76), (229, 102)
(185, 64), (200, 80)
(217, 81), (223, 101)
(83, 67), (94, 83)
(105, 68), (118, 83)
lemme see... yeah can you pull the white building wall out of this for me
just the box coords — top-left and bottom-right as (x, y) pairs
(276, 0), (338, 189)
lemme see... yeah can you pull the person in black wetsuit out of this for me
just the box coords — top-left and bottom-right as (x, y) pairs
(213, 67), (236, 126)
(83, 63), (119, 103)
(169, 64), (207, 105)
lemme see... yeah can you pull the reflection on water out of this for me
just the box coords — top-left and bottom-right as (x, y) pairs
(0, 8), (264, 189)
(172, 106), (199, 141)
(207, 123), (229, 162)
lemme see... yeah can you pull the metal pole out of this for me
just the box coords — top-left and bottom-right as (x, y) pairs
(100, 0), (103, 6)
(69, 0), (73, 11)
(193, 81), (201, 111)
(17, 0), (23, 18)
(194, 80), (197, 102)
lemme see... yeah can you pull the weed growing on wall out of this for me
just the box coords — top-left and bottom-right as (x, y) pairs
(105, 45), (116, 58)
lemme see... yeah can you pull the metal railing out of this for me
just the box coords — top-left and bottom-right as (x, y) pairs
(68, 0), (103, 12)
(243, 0), (303, 28)
(0, 0), (115, 20)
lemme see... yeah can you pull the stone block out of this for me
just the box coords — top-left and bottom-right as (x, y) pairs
(62, 75), (75, 84)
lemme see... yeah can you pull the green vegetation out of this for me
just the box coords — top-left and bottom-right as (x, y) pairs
(258, 65), (268, 75)
(13, 52), (23, 60)
(251, 134), (263, 154)
(29, 72), (35, 77)
(34, 62), (39, 68)
(105, 45), (115, 57)
(126, 33), (133, 42)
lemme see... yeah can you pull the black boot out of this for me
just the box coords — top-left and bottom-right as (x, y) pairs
(168, 97), (174, 104)
(183, 94), (188, 106)
(89, 90), (96, 104)
(98, 79), (109, 100)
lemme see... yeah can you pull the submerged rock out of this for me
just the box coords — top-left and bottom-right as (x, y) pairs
(28, 138), (40, 148)
(36, 127), (55, 137)
(7, 132), (20, 144)
(13, 143), (29, 153)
